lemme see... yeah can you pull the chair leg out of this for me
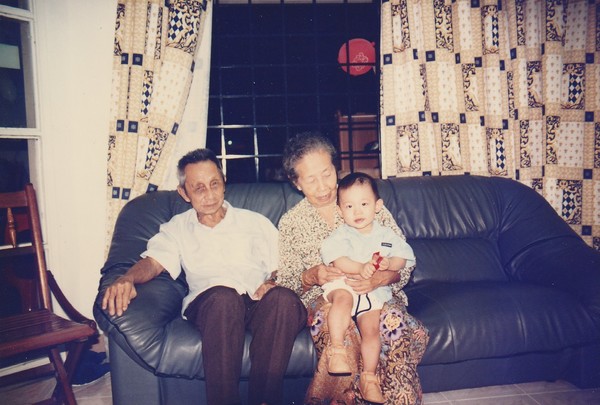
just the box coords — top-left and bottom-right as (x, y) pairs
(48, 348), (77, 405)
(63, 340), (88, 383)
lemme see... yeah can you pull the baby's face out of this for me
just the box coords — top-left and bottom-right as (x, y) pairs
(337, 184), (381, 234)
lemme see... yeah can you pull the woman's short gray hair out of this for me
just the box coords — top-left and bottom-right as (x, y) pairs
(282, 131), (337, 184)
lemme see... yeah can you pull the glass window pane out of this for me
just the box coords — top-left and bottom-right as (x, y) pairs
(214, 5), (250, 36)
(0, 138), (29, 192)
(255, 96), (285, 125)
(224, 157), (257, 183)
(0, 1), (29, 10)
(254, 67), (284, 95)
(0, 16), (35, 128)
(222, 97), (254, 125)
(287, 36), (315, 65)
(224, 128), (254, 156)
(284, 6), (314, 34)
(252, 6), (282, 35)
(253, 36), (283, 65)
(208, 3), (380, 183)
(257, 127), (286, 155)
(316, 5), (345, 34)
(287, 96), (317, 124)
(216, 36), (252, 66)
(206, 128), (223, 154)
(207, 96), (222, 126)
(259, 156), (285, 182)
(221, 67), (253, 96)
(287, 66), (317, 95)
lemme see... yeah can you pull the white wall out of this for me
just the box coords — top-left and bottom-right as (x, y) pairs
(34, 0), (116, 319)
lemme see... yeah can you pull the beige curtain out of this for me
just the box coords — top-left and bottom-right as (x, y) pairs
(106, 0), (212, 248)
(380, 0), (599, 249)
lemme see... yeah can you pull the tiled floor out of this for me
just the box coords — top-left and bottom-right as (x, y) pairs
(0, 373), (599, 404)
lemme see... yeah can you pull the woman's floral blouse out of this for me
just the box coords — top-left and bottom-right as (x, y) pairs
(277, 197), (414, 306)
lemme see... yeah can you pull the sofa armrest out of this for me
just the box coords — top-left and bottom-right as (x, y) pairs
(94, 266), (188, 372)
(507, 236), (600, 325)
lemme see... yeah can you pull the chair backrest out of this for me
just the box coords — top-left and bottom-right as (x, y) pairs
(0, 184), (52, 312)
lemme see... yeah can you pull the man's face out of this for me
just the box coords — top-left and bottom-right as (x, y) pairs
(177, 161), (226, 219)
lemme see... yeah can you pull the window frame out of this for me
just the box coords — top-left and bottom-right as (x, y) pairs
(0, 3), (42, 189)
(207, 0), (381, 183)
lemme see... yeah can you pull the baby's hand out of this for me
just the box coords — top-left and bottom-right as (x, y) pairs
(377, 257), (390, 271)
(371, 252), (385, 270)
(360, 262), (376, 279)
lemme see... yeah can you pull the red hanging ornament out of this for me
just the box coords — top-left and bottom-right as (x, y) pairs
(337, 38), (376, 76)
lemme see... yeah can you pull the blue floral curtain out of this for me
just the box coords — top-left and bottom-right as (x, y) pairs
(380, 0), (599, 249)
(106, 0), (211, 248)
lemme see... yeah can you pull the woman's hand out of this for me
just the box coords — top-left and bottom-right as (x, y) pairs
(302, 263), (344, 290)
(346, 269), (401, 295)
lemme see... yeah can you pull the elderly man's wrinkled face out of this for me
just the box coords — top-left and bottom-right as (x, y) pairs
(177, 161), (226, 221)
(293, 149), (338, 208)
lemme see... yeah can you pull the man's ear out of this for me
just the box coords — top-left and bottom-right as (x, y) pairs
(375, 198), (384, 213)
(177, 185), (191, 203)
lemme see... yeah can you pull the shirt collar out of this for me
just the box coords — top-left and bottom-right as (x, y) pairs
(186, 200), (233, 228)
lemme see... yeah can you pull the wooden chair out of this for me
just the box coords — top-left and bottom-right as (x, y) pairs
(0, 184), (98, 404)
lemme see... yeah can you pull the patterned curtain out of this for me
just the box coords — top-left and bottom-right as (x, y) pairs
(106, 0), (212, 247)
(380, 0), (599, 250)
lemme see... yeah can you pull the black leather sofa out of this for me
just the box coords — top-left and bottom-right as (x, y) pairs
(94, 175), (600, 404)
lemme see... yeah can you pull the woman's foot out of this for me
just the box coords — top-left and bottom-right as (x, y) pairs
(326, 344), (351, 375)
(359, 372), (385, 404)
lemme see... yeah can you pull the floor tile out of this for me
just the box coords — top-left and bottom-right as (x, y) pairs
(0, 377), (55, 405)
(515, 380), (579, 394)
(441, 383), (522, 400)
(528, 389), (600, 405)
(76, 398), (113, 405)
(73, 373), (112, 399)
(449, 396), (539, 405)
(0, 374), (598, 404)
(423, 391), (450, 404)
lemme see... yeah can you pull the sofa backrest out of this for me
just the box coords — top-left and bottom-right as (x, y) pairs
(379, 175), (507, 285)
(103, 175), (579, 287)
(377, 175), (579, 285)
(102, 183), (303, 273)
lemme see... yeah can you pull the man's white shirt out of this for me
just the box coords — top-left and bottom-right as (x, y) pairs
(142, 201), (278, 312)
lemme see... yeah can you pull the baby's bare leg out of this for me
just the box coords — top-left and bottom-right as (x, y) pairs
(357, 310), (381, 373)
(327, 289), (353, 346)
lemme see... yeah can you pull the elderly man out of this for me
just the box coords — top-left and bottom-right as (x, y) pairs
(102, 148), (307, 405)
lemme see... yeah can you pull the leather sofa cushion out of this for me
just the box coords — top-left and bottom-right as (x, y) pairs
(407, 281), (599, 365)
(408, 238), (507, 284)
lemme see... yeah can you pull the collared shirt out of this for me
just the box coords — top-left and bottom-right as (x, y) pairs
(277, 198), (415, 307)
(321, 222), (416, 269)
(142, 201), (278, 312)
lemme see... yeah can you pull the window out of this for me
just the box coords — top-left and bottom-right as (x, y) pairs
(0, 0), (37, 194)
(208, 0), (379, 183)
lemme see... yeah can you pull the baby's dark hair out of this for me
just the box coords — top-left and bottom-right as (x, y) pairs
(337, 172), (380, 202)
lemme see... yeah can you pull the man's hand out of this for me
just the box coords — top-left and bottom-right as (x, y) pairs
(253, 281), (277, 300)
(100, 257), (165, 317)
(102, 275), (137, 317)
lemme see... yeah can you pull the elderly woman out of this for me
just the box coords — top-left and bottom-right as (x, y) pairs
(276, 132), (429, 405)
